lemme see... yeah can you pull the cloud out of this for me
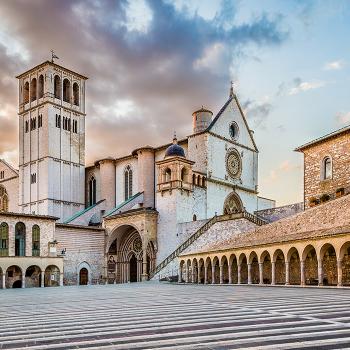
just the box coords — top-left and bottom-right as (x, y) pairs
(0, 0), (288, 165)
(288, 80), (325, 95)
(266, 160), (300, 182)
(335, 111), (350, 125)
(323, 60), (345, 71)
(242, 99), (272, 129)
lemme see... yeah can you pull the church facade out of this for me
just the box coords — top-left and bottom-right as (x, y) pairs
(1, 60), (276, 288)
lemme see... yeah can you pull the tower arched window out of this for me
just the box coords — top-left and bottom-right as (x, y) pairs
(0, 185), (8, 212)
(322, 157), (332, 180)
(181, 167), (188, 182)
(24, 82), (29, 103)
(54, 76), (61, 99)
(88, 176), (96, 206)
(15, 222), (26, 257)
(63, 79), (71, 103)
(0, 222), (9, 256)
(165, 168), (171, 182)
(73, 82), (79, 106)
(32, 225), (40, 256)
(124, 165), (133, 201)
(38, 75), (44, 98)
(30, 78), (37, 102)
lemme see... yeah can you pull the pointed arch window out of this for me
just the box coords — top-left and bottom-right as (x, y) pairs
(0, 222), (9, 256)
(88, 176), (96, 206)
(0, 185), (8, 212)
(32, 225), (40, 256)
(124, 165), (133, 201)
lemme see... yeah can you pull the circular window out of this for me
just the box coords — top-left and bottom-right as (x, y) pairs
(229, 122), (239, 140)
(226, 148), (242, 179)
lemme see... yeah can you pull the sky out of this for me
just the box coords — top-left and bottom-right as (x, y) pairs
(0, 0), (349, 206)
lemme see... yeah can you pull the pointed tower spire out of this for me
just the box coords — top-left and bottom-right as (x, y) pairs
(229, 80), (234, 98)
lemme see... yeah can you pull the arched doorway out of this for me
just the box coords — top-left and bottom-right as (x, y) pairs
(129, 255), (138, 282)
(6, 265), (22, 288)
(106, 225), (155, 283)
(79, 268), (89, 285)
(25, 265), (41, 288)
(44, 265), (60, 287)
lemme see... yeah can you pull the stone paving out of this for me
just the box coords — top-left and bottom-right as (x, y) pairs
(1, 283), (350, 349)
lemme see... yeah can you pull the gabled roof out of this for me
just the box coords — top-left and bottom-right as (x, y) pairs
(206, 94), (258, 152)
(0, 159), (19, 176)
(295, 125), (350, 152)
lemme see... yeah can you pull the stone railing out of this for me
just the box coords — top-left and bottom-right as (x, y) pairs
(149, 210), (267, 279)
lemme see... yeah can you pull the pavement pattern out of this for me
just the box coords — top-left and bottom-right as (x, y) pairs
(1, 283), (350, 349)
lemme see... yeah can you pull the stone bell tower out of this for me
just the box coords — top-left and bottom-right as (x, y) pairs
(17, 60), (87, 221)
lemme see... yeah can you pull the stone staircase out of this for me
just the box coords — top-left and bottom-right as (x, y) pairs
(149, 210), (267, 279)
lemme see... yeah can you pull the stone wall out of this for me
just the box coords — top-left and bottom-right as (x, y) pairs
(301, 132), (350, 209)
(55, 224), (105, 285)
(255, 202), (304, 223)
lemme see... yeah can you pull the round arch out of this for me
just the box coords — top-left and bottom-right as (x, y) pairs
(77, 261), (92, 285)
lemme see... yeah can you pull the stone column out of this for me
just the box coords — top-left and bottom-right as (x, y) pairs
(247, 264), (252, 285)
(21, 274), (25, 288)
(318, 260), (323, 286)
(219, 265), (224, 284)
(237, 264), (241, 284)
(228, 264), (232, 284)
(211, 265), (216, 284)
(259, 262), (263, 285)
(271, 261), (276, 285)
(337, 260), (343, 287)
(191, 268), (196, 283)
(141, 249), (148, 282)
(285, 261), (290, 285)
(185, 266), (189, 283)
(41, 271), (45, 287)
(204, 266), (208, 284)
(59, 273), (64, 287)
(1, 273), (5, 289)
(197, 266), (201, 284)
(178, 266), (182, 283)
(300, 261), (305, 286)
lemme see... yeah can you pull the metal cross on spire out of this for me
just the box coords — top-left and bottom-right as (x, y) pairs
(51, 50), (59, 63)
(229, 80), (234, 98)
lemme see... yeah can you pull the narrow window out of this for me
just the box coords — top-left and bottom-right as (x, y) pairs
(54, 76), (61, 99)
(63, 79), (71, 103)
(88, 176), (96, 206)
(30, 78), (37, 102)
(73, 82), (79, 106)
(323, 157), (332, 180)
(124, 165), (133, 201)
(24, 82), (29, 104)
(15, 222), (26, 257)
(165, 168), (171, 182)
(32, 225), (40, 256)
(25, 120), (29, 133)
(38, 75), (44, 98)
(0, 222), (9, 256)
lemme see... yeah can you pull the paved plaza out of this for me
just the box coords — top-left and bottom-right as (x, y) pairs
(1, 283), (350, 349)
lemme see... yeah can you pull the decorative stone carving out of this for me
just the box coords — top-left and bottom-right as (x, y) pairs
(226, 148), (242, 179)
